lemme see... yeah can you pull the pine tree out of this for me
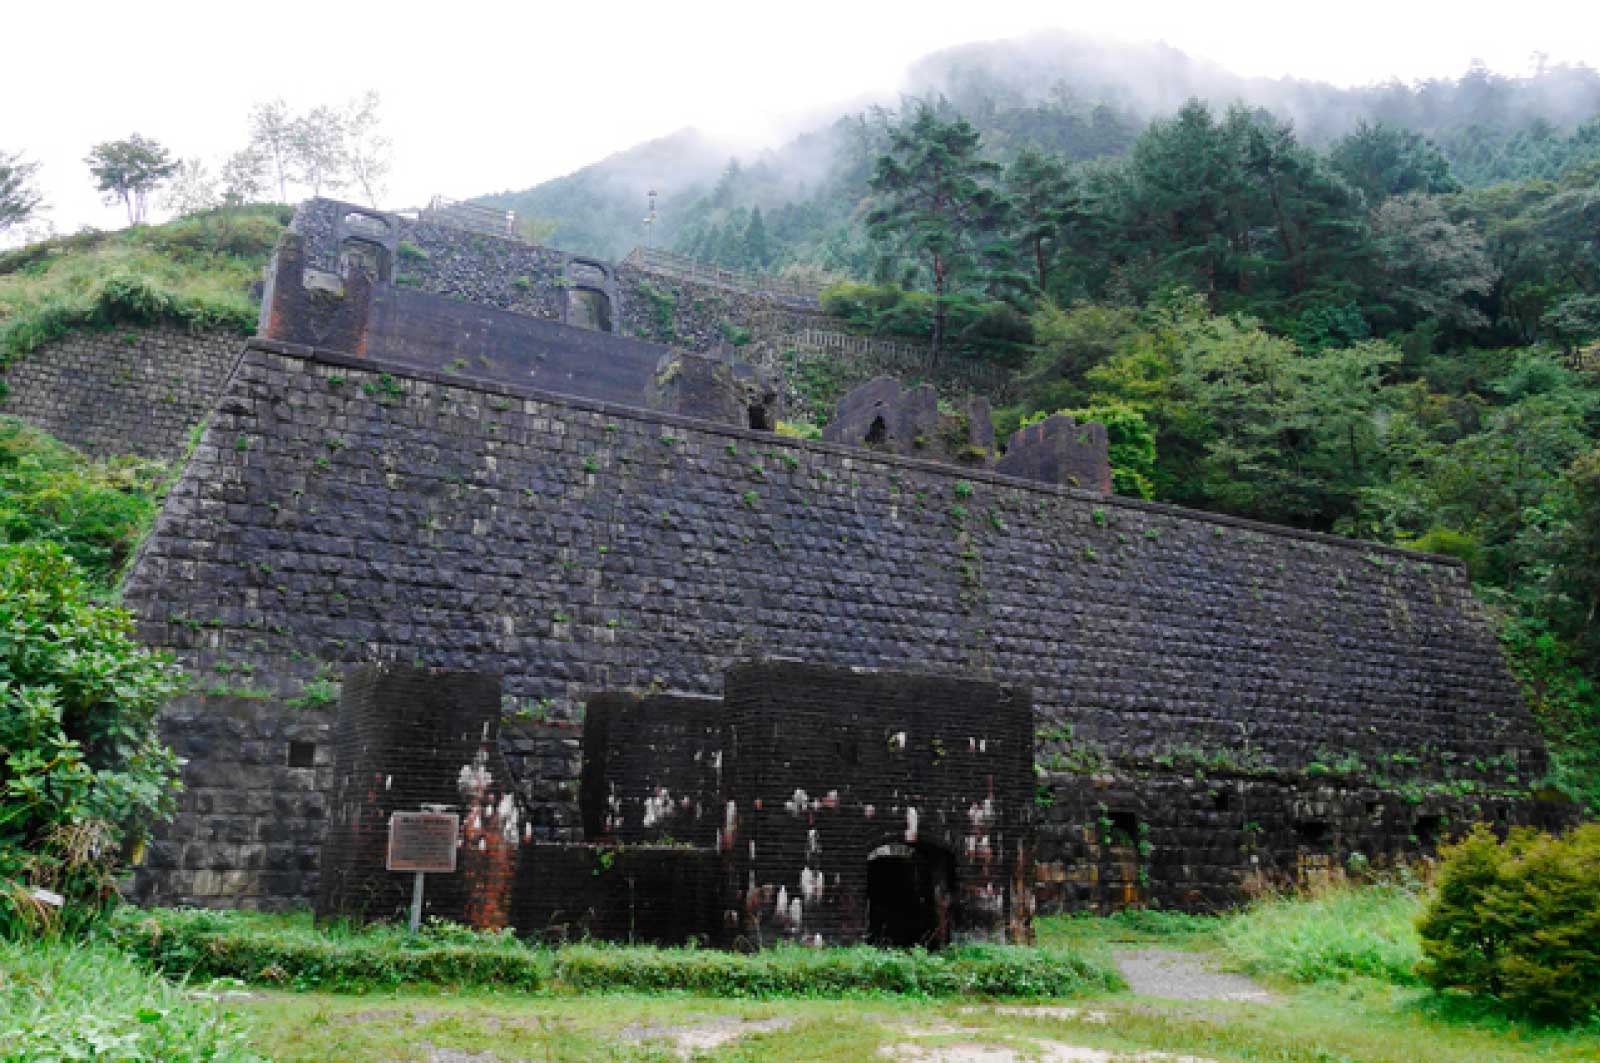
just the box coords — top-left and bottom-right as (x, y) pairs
(867, 102), (1004, 356)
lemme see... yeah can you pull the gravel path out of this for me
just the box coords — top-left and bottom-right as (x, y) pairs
(1114, 948), (1274, 1002)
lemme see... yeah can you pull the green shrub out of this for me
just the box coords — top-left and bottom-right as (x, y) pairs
(0, 417), (167, 585)
(1221, 882), (1425, 986)
(819, 282), (1033, 363)
(0, 936), (264, 1062)
(0, 543), (184, 933)
(112, 908), (1120, 998)
(1418, 823), (1600, 1025)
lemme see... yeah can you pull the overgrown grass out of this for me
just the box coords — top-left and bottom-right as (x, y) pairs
(0, 416), (169, 588)
(110, 907), (1121, 999)
(1219, 882), (1426, 986)
(0, 205), (285, 363)
(0, 935), (264, 1062)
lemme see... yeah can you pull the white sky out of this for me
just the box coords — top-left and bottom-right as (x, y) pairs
(6, 0), (1600, 238)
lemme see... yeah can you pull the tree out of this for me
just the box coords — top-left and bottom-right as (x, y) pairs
(343, 90), (392, 208)
(1004, 149), (1075, 292)
(1367, 193), (1497, 330)
(219, 147), (267, 207)
(248, 98), (297, 202)
(291, 105), (347, 197)
(0, 543), (183, 929)
(743, 206), (770, 270)
(84, 134), (178, 226)
(161, 158), (218, 218)
(867, 102), (1004, 356)
(1329, 121), (1461, 205)
(0, 149), (44, 235)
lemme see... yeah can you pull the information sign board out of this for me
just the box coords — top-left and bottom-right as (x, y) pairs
(386, 811), (459, 873)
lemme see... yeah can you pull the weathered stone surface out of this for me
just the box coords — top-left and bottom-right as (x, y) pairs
(121, 339), (1555, 913)
(822, 376), (994, 467)
(0, 323), (242, 458)
(995, 414), (1113, 494)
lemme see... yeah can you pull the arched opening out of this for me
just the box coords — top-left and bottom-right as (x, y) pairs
(867, 841), (955, 948)
(566, 287), (613, 332)
(864, 415), (888, 446)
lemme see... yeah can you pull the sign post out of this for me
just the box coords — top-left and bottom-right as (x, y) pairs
(386, 811), (459, 934)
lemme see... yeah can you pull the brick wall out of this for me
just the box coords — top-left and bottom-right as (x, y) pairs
(0, 323), (242, 458)
(316, 665), (522, 927)
(122, 339), (1556, 911)
(580, 692), (725, 846)
(720, 661), (1034, 946)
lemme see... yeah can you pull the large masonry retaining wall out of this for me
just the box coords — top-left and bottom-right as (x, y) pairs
(122, 339), (1556, 912)
(0, 323), (242, 458)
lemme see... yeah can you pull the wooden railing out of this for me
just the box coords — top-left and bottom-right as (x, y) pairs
(787, 328), (1016, 400)
(421, 196), (518, 238)
(621, 247), (822, 306)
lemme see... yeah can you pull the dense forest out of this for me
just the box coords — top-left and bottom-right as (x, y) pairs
(480, 42), (1600, 811)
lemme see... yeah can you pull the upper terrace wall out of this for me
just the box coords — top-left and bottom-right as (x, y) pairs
(121, 339), (1551, 910)
(0, 323), (240, 459)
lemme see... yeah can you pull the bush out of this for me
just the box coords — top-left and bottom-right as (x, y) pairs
(112, 908), (1121, 999)
(1417, 823), (1600, 1025)
(1221, 882), (1425, 986)
(820, 282), (1033, 363)
(0, 542), (184, 933)
(0, 935), (263, 1062)
(0, 417), (167, 586)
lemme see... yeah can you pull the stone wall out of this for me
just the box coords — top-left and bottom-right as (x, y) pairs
(122, 339), (1555, 912)
(287, 198), (999, 414)
(0, 323), (242, 458)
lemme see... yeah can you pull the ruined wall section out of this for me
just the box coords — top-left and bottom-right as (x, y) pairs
(122, 340), (1551, 910)
(0, 323), (241, 459)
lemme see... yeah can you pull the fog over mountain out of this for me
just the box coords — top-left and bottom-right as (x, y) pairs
(477, 30), (1600, 262)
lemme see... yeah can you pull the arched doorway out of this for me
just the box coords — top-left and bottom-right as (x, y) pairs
(866, 842), (955, 948)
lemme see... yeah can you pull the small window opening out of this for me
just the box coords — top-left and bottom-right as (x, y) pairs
(1295, 820), (1330, 846)
(1493, 805), (1509, 823)
(748, 404), (774, 431)
(864, 415), (888, 446)
(1211, 790), (1232, 812)
(343, 211), (390, 240)
(1366, 800), (1382, 821)
(1415, 815), (1442, 848)
(287, 741), (317, 769)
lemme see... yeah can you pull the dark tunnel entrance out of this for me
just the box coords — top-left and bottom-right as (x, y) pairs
(867, 842), (955, 948)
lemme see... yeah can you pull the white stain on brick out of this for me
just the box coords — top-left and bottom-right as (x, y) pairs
(785, 789), (809, 815)
(905, 806), (919, 842)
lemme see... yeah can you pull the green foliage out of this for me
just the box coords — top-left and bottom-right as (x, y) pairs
(0, 936), (263, 1061)
(866, 102), (1008, 355)
(84, 134), (179, 226)
(819, 282), (1031, 362)
(113, 907), (1120, 999)
(1221, 883), (1425, 986)
(0, 206), (281, 364)
(1020, 402), (1155, 498)
(0, 417), (167, 586)
(1417, 824), (1600, 1025)
(0, 543), (184, 932)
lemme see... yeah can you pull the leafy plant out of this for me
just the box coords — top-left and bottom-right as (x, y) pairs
(0, 543), (184, 933)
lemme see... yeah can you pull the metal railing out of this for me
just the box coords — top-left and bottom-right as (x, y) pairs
(421, 196), (518, 238)
(621, 246), (822, 306)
